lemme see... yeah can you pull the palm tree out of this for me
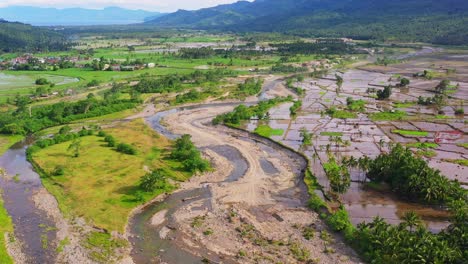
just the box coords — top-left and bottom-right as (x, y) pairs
(401, 211), (422, 232)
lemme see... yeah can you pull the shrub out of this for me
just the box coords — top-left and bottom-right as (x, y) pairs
(35, 78), (50, 85)
(139, 170), (166, 192)
(326, 206), (353, 233)
(116, 143), (137, 155)
(104, 135), (116, 147)
(52, 165), (65, 176)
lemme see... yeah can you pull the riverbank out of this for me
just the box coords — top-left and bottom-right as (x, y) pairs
(135, 104), (360, 263)
(0, 135), (24, 263)
(0, 192), (14, 264)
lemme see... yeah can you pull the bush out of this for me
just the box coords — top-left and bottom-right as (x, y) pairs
(87, 79), (100, 87)
(455, 108), (464, 115)
(326, 206), (353, 232)
(139, 170), (166, 192)
(52, 165), (65, 176)
(116, 143), (137, 155)
(35, 78), (50, 85)
(376, 86), (392, 100)
(308, 193), (327, 212)
(171, 134), (210, 173)
(104, 135), (116, 147)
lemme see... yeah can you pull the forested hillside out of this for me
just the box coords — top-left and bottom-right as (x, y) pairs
(0, 20), (68, 52)
(148, 0), (468, 44)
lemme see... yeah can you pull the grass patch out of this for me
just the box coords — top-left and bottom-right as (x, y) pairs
(442, 159), (468, 167)
(320, 132), (343, 137)
(84, 231), (128, 263)
(0, 196), (14, 264)
(254, 125), (284, 138)
(415, 150), (437, 158)
(31, 119), (190, 232)
(56, 237), (70, 253)
(393, 102), (415, 108)
(369, 111), (407, 121)
(0, 135), (24, 156)
(457, 143), (468, 149)
(406, 142), (439, 149)
(392, 130), (429, 137)
(435, 115), (451, 119)
(326, 107), (357, 119)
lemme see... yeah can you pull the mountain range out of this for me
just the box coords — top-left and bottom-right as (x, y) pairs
(148, 0), (468, 44)
(0, 6), (163, 26)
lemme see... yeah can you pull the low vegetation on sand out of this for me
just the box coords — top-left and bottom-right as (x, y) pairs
(30, 119), (192, 232)
(0, 195), (14, 264)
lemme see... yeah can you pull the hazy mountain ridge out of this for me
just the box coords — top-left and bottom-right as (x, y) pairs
(0, 6), (164, 26)
(148, 0), (468, 44)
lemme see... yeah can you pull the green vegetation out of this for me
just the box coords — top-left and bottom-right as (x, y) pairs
(170, 134), (210, 173)
(84, 231), (128, 263)
(30, 120), (191, 232)
(212, 96), (292, 125)
(323, 156), (351, 194)
(0, 134), (23, 155)
(376, 86), (392, 100)
(326, 206), (354, 236)
(457, 143), (468, 149)
(289, 100), (302, 116)
(285, 78), (305, 96)
(355, 144), (466, 204)
(133, 70), (233, 94)
(369, 111), (406, 121)
(325, 107), (357, 119)
(234, 78), (263, 98)
(392, 130), (428, 137)
(443, 159), (468, 167)
(147, 0), (468, 45)
(353, 212), (466, 264)
(320, 132), (343, 137)
(341, 144), (468, 263)
(0, 196), (13, 264)
(406, 142), (439, 149)
(346, 97), (366, 112)
(0, 20), (68, 52)
(254, 125), (284, 138)
(300, 128), (313, 148)
(415, 149), (437, 158)
(0, 89), (139, 135)
(393, 101), (414, 108)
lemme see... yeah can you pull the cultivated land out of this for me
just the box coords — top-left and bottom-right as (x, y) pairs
(0, 32), (466, 263)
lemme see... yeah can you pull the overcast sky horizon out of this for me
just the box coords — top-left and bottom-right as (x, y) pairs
(0, 0), (251, 12)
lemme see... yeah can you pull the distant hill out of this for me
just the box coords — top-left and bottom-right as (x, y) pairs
(0, 20), (68, 52)
(148, 0), (468, 45)
(0, 6), (163, 26)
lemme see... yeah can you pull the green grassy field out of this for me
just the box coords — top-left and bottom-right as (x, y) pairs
(32, 119), (191, 232)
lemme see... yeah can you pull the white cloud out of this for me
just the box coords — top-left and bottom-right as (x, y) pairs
(0, 0), (249, 12)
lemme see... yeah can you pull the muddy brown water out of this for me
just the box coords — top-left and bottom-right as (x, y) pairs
(0, 139), (57, 263)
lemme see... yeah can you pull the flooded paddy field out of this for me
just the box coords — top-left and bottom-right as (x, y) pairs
(243, 54), (467, 230)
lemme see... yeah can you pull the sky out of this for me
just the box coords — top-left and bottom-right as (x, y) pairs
(0, 0), (248, 12)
